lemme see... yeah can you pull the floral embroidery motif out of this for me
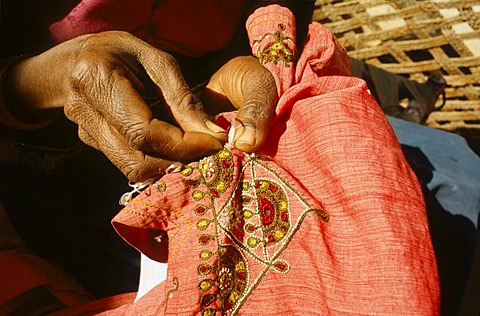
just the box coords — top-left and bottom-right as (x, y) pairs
(199, 156), (215, 179)
(198, 245), (248, 314)
(181, 148), (328, 315)
(156, 180), (167, 192)
(251, 179), (291, 246)
(253, 23), (296, 67)
(186, 149), (234, 200)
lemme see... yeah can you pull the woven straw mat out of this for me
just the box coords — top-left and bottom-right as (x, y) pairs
(314, 0), (480, 132)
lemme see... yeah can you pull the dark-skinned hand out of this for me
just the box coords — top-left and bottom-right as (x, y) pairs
(201, 55), (278, 153)
(5, 31), (277, 182)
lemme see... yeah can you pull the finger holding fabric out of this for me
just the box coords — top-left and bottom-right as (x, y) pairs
(201, 56), (278, 152)
(4, 31), (225, 181)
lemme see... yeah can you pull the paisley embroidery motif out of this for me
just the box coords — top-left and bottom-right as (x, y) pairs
(253, 23), (296, 67)
(164, 276), (179, 313)
(181, 148), (328, 315)
(197, 245), (248, 315)
(252, 179), (291, 246)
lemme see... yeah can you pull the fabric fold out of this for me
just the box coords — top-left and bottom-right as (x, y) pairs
(108, 6), (440, 315)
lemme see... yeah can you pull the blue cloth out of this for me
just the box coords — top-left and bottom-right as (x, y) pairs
(389, 116), (480, 315)
(390, 117), (480, 227)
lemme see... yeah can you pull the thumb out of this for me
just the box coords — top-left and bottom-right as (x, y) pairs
(227, 57), (278, 152)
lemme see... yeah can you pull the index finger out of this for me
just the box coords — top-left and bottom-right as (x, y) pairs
(71, 54), (223, 160)
(74, 103), (221, 182)
(132, 39), (227, 139)
(76, 32), (226, 156)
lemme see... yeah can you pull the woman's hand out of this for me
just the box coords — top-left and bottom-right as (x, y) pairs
(5, 31), (225, 182)
(201, 56), (278, 152)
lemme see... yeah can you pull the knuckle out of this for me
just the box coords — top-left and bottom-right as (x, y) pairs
(63, 101), (86, 123)
(125, 123), (150, 150)
(63, 103), (77, 121)
(112, 152), (148, 182)
(159, 52), (178, 68)
(107, 30), (135, 41)
(245, 71), (277, 109)
(167, 141), (186, 159)
(252, 66), (276, 88)
(260, 68), (276, 87)
(156, 53), (182, 79)
(125, 166), (144, 182)
(122, 158), (157, 183)
(241, 101), (270, 122)
(70, 54), (102, 92)
(70, 52), (124, 106)
(178, 91), (203, 111)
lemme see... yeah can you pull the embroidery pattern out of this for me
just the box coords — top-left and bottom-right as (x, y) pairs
(156, 180), (167, 192)
(181, 148), (328, 315)
(164, 276), (179, 313)
(125, 198), (193, 261)
(253, 23), (296, 67)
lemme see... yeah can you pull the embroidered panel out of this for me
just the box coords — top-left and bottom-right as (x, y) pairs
(252, 23), (296, 67)
(178, 148), (328, 315)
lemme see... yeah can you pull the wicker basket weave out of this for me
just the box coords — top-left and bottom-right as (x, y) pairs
(314, 0), (480, 132)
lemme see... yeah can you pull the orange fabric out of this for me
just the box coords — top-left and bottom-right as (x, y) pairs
(246, 6), (296, 95)
(47, 292), (136, 316)
(0, 201), (92, 314)
(49, 0), (247, 57)
(103, 5), (440, 315)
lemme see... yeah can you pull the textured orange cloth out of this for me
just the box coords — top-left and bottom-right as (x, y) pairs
(103, 5), (440, 315)
(0, 201), (92, 315)
(47, 292), (136, 316)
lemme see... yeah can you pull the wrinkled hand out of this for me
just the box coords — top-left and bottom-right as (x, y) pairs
(6, 31), (225, 182)
(201, 56), (278, 152)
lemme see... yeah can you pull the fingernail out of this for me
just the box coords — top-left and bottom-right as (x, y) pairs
(227, 118), (237, 145)
(166, 162), (183, 174)
(235, 125), (256, 147)
(205, 120), (226, 133)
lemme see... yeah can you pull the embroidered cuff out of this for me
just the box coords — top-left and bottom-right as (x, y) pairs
(246, 4), (297, 67)
(0, 57), (54, 131)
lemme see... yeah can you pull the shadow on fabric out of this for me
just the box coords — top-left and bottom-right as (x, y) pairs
(401, 144), (477, 316)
